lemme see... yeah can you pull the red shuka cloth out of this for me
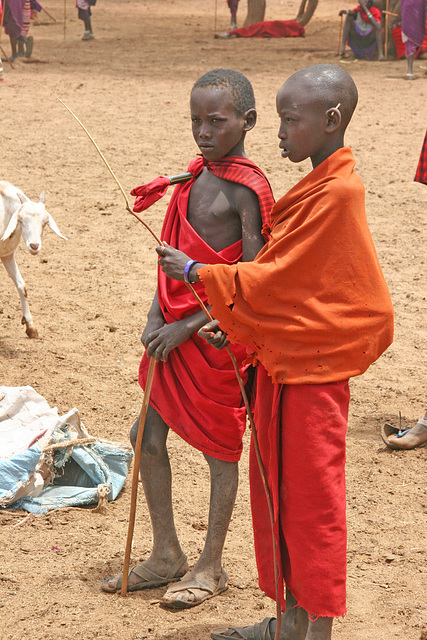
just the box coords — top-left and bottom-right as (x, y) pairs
(392, 23), (427, 58)
(199, 148), (394, 385)
(138, 156), (275, 462)
(250, 365), (350, 617)
(229, 20), (305, 38)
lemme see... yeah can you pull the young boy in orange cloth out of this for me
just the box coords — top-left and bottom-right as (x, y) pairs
(157, 64), (394, 639)
(102, 69), (274, 610)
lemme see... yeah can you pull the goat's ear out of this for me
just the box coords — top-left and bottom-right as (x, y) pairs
(17, 191), (29, 204)
(47, 214), (67, 240)
(39, 191), (45, 204)
(1, 211), (19, 241)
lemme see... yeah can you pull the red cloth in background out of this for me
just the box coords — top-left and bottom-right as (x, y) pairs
(392, 22), (427, 57)
(250, 366), (350, 616)
(138, 156), (274, 462)
(352, 4), (382, 22)
(230, 20), (305, 38)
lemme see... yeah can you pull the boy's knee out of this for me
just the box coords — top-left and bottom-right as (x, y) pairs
(129, 418), (140, 449)
(130, 415), (168, 458)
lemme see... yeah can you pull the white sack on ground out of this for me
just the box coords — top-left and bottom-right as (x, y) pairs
(0, 386), (133, 513)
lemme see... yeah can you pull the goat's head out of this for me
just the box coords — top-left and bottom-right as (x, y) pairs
(1, 191), (67, 254)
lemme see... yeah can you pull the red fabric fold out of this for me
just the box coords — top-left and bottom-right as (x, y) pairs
(230, 20), (305, 38)
(138, 156), (274, 462)
(131, 176), (171, 212)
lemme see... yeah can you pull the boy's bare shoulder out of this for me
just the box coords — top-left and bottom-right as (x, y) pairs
(195, 168), (261, 212)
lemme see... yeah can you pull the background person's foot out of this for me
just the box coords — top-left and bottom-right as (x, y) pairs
(382, 418), (427, 450)
(25, 36), (33, 58)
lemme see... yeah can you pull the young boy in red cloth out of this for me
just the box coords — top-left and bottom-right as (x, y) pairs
(157, 64), (394, 639)
(102, 69), (274, 609)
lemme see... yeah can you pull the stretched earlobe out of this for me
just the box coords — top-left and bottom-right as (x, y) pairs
(326, 106), (342, 131)
(243, 108), (257, 131)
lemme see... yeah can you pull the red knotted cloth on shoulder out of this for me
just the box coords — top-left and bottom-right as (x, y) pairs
(134, 156), (275, 462)
(131, 176), (171, 212)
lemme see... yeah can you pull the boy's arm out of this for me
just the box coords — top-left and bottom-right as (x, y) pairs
(143, 307), (214, 361)
(235, 185), (265, 261)
(142, 287), (215, 362)
(141, 289), (165, 346)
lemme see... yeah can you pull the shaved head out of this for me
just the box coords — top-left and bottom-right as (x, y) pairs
(281, 64), (358, 130)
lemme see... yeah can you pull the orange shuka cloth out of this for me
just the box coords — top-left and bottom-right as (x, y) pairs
(199, 147), (394, 384)
(138, 156), (274, 462)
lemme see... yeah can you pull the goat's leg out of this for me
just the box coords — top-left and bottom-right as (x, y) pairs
(1, 253), (39, 338)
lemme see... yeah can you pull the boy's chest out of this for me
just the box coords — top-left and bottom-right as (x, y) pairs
(187, 171), (241, 249)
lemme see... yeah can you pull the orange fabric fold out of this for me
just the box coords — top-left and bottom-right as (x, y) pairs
(199, 148), (394, 384)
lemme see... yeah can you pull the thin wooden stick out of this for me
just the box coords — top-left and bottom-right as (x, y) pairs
(185, 282), (282, 639)
(338, 13), (344, 55)
(384, 0), (389, 60)
(57, 98), (163, 245)
(42, 6), (57, 22)
(63, 0), (66, 40)
(120, 356), (156, 597)
(0, 0), (5, 42)
(214, 0), (218, 33)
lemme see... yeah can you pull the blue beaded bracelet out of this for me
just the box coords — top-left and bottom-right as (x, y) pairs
(184, 259), (199, 284)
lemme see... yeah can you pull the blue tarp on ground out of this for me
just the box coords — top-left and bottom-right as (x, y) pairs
(0, 386), (133, 514)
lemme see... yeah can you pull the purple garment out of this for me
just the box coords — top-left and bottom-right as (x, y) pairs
(227, 0), (239, 19)
(401, 0), (427, 46)
(3, 0), (25, 39)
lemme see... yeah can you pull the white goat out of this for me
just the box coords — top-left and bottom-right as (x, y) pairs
(0, 182), (67, 338)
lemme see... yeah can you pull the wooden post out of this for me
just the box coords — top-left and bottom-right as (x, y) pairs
(338, 13), (344, 55)
(120, 356), (156, 596)
(385, 0), (389, 60)
(64, 0), (66, 40)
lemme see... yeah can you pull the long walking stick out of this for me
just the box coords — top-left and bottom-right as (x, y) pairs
(120, 356), (156, 596)
(184, 281), (282, 640)
(42, 6), (57, 22)
(59, 100), (282, 639)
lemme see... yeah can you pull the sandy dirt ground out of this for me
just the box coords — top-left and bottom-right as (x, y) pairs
(0, 1), (426, 639)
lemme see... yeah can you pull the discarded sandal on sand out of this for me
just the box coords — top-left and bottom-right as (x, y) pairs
(160, 568), (228, 610)
(381, 418), (427, 450)
(210, 617), (276, 640)
(101, 553), (188, 593)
